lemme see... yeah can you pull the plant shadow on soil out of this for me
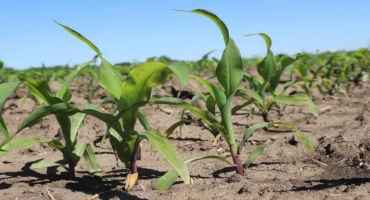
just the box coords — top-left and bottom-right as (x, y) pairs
(0, 159), (169, 200)
(291, 177), (370, 191)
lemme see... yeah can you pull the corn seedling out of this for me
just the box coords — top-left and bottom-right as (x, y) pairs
(16, 59), (101, 177)
(0, 82), (41, 158)
(233, 34), (318, 122)
(56, 22), (191, 189)
(154, 10), (314, 183)
(283, 53), (327, 100)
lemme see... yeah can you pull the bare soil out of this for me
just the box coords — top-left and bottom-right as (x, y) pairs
(1, 80), (369, 200)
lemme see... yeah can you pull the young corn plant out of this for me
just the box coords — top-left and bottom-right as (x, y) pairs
(283, 53), (327, 100)
(331, 50), (370, 91)
(349, 48), (369, 85)
(152, 9), (314, 190)
(16, 60), (101, 177)
(233, 34), (318, 122)
(314, 53), (350, 100)
(188, 50), (219, 73)
(56, 22), (191, 189)
(0, 82), (42, 158)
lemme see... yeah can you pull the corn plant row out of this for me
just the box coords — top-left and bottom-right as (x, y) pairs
(0, 9), (369, 191)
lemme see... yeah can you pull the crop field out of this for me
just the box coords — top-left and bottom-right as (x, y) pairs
(1, 9), (370, 200)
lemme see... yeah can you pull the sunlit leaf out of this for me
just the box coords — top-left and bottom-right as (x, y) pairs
(0, 137), (39, 158)
(138, 129), (190, 185)
(216, 38), (243, 96)
(55, 21), (102, 56)
(56, 59), (95, 102)
(0, 82), (19, 145)
(243, 146), (265, 168)
(83, 143), (101, 174)
(120, 62), (168, 133)
(17, 103), (78, 134)
(156, 155), (231, 190)
(237, 122), (269, 154)
(168, 62), (190, 90)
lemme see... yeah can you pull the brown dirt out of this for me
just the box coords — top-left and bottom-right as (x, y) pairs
(1, 80), (369, 200)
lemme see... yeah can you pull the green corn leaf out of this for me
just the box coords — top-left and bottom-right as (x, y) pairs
(238, 88), (264, 106)
(279, 55), (297, 70)
(238, 121), (314, 153)
(272, 94), (306, 104)
(55, 115), (74, 153)
(231, 99), (254, 114)
(56, 21), (122, 100)
(70, 104), (99, 145)
(56, 59), (95, 102)
(81, 109), (127, 161)
(47, 140), (66, 153)
(137, 129), (190, 185)
(99, 58), (123, 100)
(137, 109), (151, 131)
(21, 79), (61, 105)
(164, 120), (185, 137)
(120, 62), (168, 132)
(0, 82), (19, 144)
(17, 103), (78, 134)
(0, 82), (19, 109)
(245, 33), (271, 50)
(243, 146), (265, 169)
(186, 9), (242, 96)
(272, 93), (318, 117)
(152, 97), (220, 129)
(243, 74), (261, 91)
(120, 62), (168, 109)
(237, 122), (269, 154)
(80, 109), (116, 125)
(0, 137), (39, 158)
(70, 113), (87, 146)
(55, 21), (102, 57)
(216, 38), (243, 96)
(156, 155), (232, 190)
(270, 56), (297, 92)
(108, 129), (136, 167)
(245, 34), (275, 82)
(190, 75), (216, 100)
(43, 139), (69, 162)
(167, 62), (190, 90)
(270, 122), (314, 152)
(81, 102), (148, 136)
(83, 143), (101, 174)
(73, 143), (87, 159)
(257, 50), (276, 82)
(187, 9), (229, 44)
(219, 97), (237, 155)
(297, 131), (315, 152)
(185, 84), (206, 104)
(205, 96), (216, 115)
(155, 166), (182, 191)
(31, 160), (66, 169)
(212, 84), (227, 108)
(0, 116), (9, 147)
(105, 99), (146, 167)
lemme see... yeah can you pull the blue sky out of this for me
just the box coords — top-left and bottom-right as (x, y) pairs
(1, 0), (370, 69)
